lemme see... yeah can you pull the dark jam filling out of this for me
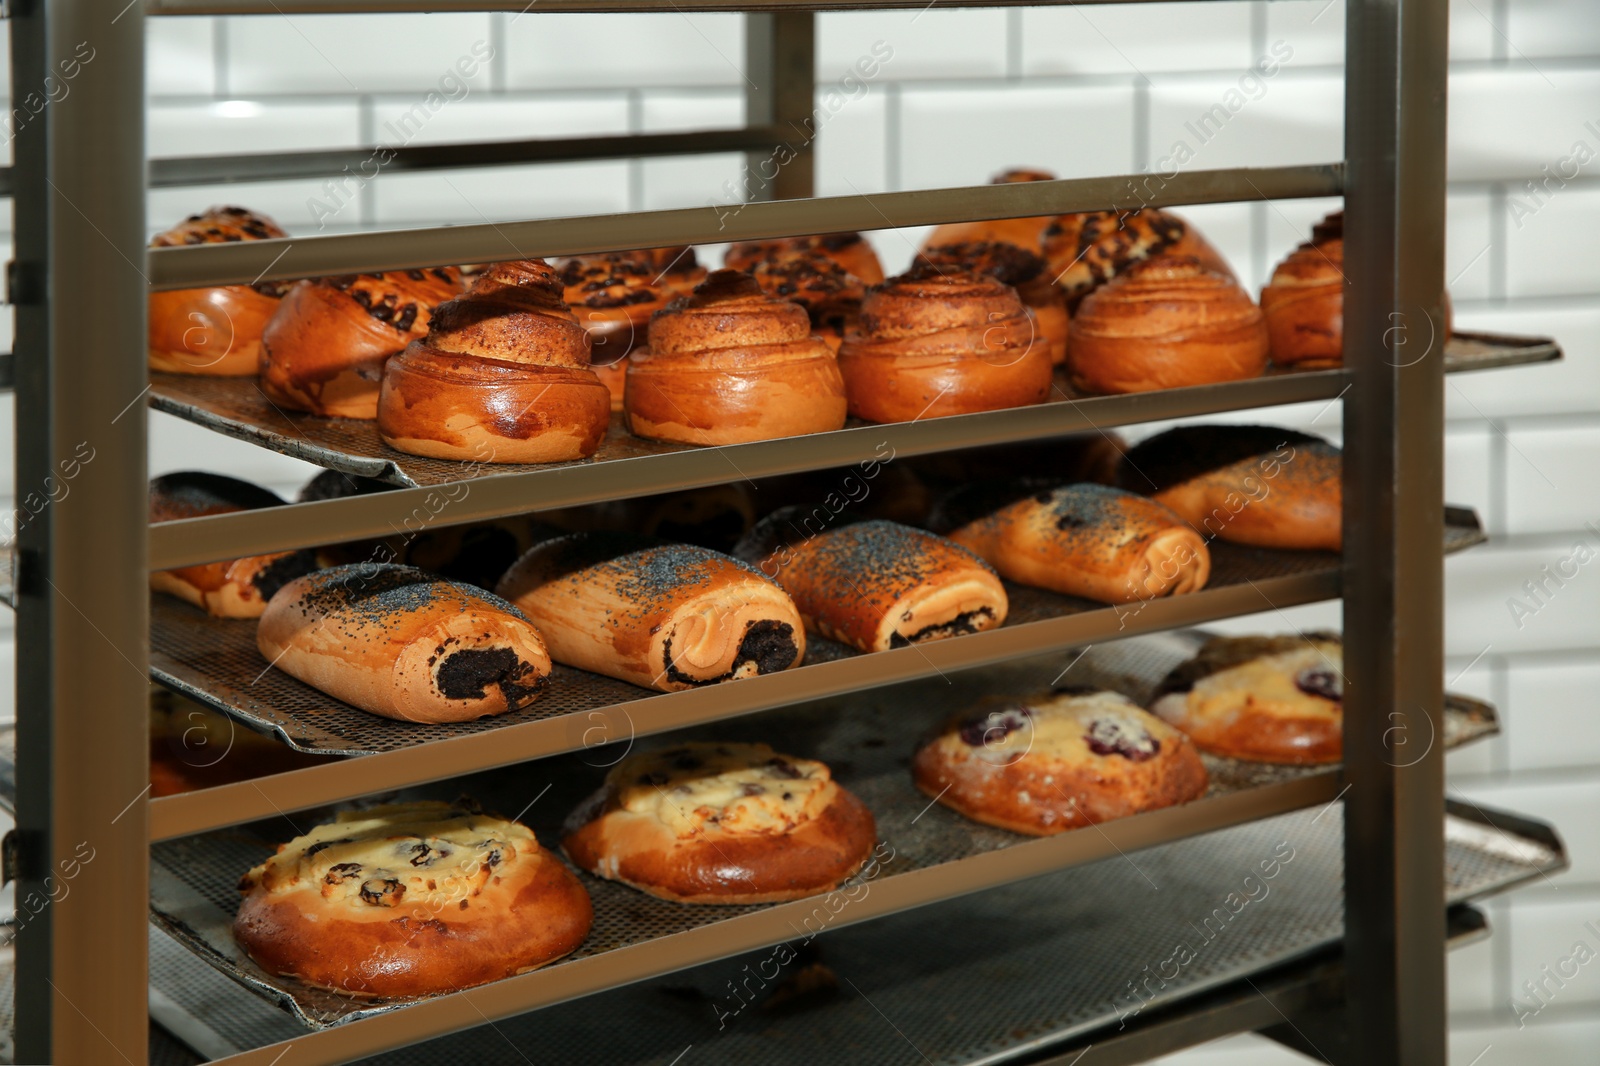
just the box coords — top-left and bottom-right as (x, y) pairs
(958, 705), (1032, 747)
(889, 607), (995, 649)
(1294, 666), (1343, 702)
(435, 648), (546, 707)
(1083, 718), (1160, 762)
(661, 620), (799, 687)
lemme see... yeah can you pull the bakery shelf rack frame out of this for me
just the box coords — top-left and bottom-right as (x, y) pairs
(4, 1), (1539, 1065)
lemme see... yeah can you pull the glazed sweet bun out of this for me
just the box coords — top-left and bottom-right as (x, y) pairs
(643, 245), (709, 295)
(234, 800), (592, 997)
(747, 251), (866, 352)
(495, 532), (805, 692)
(257, 563), (553, 724)
(913, 688), (1208, 835)
(149, 472), (318, 619)
(259, 267), (463, 418)
(836, 265), (1053, 423)
(1149, 633), (1344, 764)
(377, 259), (613, 464)
(724, 231), (885, 286)
(554, 251), (688, 409)
(733, 508), (1008, 653)
(917, 241), (1070, 364)
(1116, 426), (1341, 551)
(935, 483), (1210, 605)
(149, 207), (291, 376)
(1042, 207), (1234, 307)
(561, 742), (877, 904)
(624, 269), (847, 446)
(1067, 256), (1270, 395)
(921, 167), (1058, 252)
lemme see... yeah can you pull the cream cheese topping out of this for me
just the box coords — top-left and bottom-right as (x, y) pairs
(611, 742), (832, 838)
(956, 690), (1164, 764)
(1188, 642), (1343, 720)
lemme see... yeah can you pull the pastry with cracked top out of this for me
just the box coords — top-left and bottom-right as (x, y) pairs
(1149, 632), (1345, 764)
(561, 742), (877, 904)
(234, 800), (591, 997)
(1041, 206), (1234, 308)
(913, 689), (1208, 835)
(496, 532), (805, 692)
(150, 472), (319, 619)
(258, 266), (462, 418)
(724, 231), (885, 286)
(746, 251), (866, 353)
(257, 563), (552, 724)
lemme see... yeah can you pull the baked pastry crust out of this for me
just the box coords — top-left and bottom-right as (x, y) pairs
(257, 563), (553, 724)
(1149, 633), (1344, 764)
(917, 241), (1070, 365)
(913, 689), (1208, 835)
(1067, 256), (1269, 395)
(1116, 425), (1341, 551)
(149, 472), (318, 618)
(496, 532), (805, 692)
(938, 483), (1209, 605)
(734, 509), (1008, 653)
(234, 801), (592, 997)
(149, 207), (289, 376)
(837, 265), (1053, 423)
(747, 251), (866, 353)
(259, 268), (462, 418)
(624, 270), (847, 446)
(1042, 208), (1233, 307)
(377, 260), (612, 463)
(561, 742), (877, 904)
(725, 231), (885, 286)
(921, 167), (1059, 253)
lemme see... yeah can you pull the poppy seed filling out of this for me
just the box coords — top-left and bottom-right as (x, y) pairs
(435, 647), (544, 705)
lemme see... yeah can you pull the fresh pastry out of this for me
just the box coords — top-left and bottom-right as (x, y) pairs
(1067, 256), (1270, 395)
(257, 563), (552, 724)
(934, 483), (1210, 605)
(836, 265), (1053, 423)
(733, 509), (1008, 652)
(554, 250), (694, 408)
(1149, 633), (1344, 764)
(1115, 425), (1341, 551)
(624, 269), (847, 446)
(724, 232), (885, 286)
(1261, 211), (1453, 368)
(561, 742), (876, 904)
(495, 532), (805, 693)
(149, 207), (290, 376)
(747, 251), (865, 352)
(1042, 207), (1234, 308)
(234, 800), (592, 997)
(913, 688), (1208, 834)
(149, 472), (318, 619)
(259, 267), (462, 418)
(916, 241), (1070, 364)
(921, 167), (1058, 252)
(377, 259), (613, 463)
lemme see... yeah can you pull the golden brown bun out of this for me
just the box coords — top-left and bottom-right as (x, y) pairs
(235, 801), (592, 997)
(734, 510), (1008, 653)
(624, 269), (847, 446)
(939, 483), (1209, 605)
(747, 252), (866, 353)
(1116, 426), (1341, 551)
(149, 472), (318, 619)
(554, 251), (677, 378)
(913, 689), (1208, 835)
(256, 563), (552, 724)
(837, 265), (1053, 423)
(377, 260), (612, 464)
(921, 167), (1058, 252)
(561, 743), (877, 904)
(149, 207), (290, 376)
(259, 268), (463, 418)
(496, 532), (805, 692)
(916, 241), (1070, 364)
(1043, 208), (1234, 307)
(724, 232), (885, 286)
(1149, 633), (1343, 764)
(1067, 256), (1269, 395)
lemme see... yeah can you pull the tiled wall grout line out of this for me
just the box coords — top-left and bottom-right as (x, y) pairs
(1487, 419), (1508, 538)
(212, 18), (228, 99)
(490, 12), (509, 95)
(885, 80), (902, 193)
(1006, 8), (1023, 82)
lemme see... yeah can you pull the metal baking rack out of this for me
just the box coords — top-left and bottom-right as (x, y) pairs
(5, 0), (1562, 1063)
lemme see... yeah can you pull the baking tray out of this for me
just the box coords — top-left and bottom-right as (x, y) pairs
(143, 629), (1501, 1034)
(148, 511), (1485, 758)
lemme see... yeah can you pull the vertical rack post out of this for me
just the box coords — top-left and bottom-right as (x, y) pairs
(11, 1), (151, 1063)
(744, 11), (816, 202)
(1342, 0), (1451, 1062)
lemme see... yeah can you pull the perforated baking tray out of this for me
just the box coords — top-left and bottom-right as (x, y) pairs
(144, 630), (1500, 1036)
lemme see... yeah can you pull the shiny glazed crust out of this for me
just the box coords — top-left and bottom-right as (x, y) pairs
(1042, 208), (1234, 304)
(944, 483), (1210, 604)
(916, 241), (1070, 365)
(234, 802), (592, 997)
(747, 252), (866, 352)
(724, 232), (885, 286)
(260, 268), (462, 418)
(1261, 234), (1345, 368)
(921, 167), (1058, 252)
(256, 564), (553, 724)
(554, 251), (679, 367)
(912, 690), (1209, 835)
(837, 268), (1053, 423)
(623, 270), (847, 446)
(561, 743), (877, 904)
(1067, 256), (1269, 395)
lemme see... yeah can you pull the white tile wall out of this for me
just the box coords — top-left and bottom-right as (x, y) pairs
(221, 14), (497, 96)
(821, 9), (1009, 81)
(1505, 186), (1600, 300)
(1506, 660), (1600, 772)
(503, 13), (744, 90)
(1019, 2), (1254, 78)
(1447, 69), (1600, 183)
(1145, 72), (1343, 172)
(1501, 426), (1600, 535)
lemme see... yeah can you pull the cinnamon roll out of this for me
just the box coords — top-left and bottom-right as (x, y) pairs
(724, 231), (885, 286)
(747, 251), (866, 352)
(1042, 208), (1233, 308)
(921, 166), (1058, 253)
(917, 241), (1070, 365)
